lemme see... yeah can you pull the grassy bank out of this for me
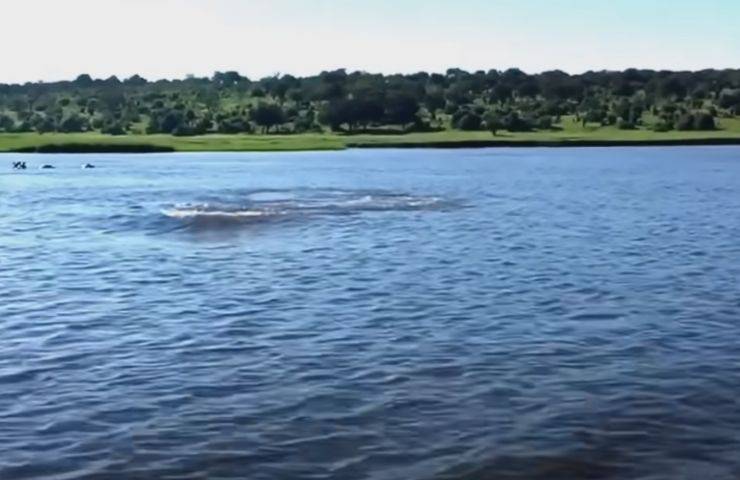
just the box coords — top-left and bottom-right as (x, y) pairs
(346, 116), (740, 147)
(0, 133), (345, 153)
(1, 117), (739, 153)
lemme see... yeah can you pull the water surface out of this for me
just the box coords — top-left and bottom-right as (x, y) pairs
(1, 147), (740, 479)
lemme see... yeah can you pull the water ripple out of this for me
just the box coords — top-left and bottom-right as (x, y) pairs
(1, 148), (740, 479)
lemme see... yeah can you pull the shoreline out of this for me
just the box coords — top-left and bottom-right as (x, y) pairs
(2, 133), (740, 154)
(346, 137), (740, 149)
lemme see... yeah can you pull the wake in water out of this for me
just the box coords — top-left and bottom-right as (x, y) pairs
(160, 189), (455, 228)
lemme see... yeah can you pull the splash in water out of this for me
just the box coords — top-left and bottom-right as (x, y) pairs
(161, 189), (453, 226)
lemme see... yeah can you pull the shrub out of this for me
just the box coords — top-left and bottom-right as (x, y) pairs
(456, 112), (482, 131)
(536, 115), (553, 130)
(444, 103), (459, 115)
(102, 123), (126, 135)
(674, 111), (716, 131)
(0, 114), (15, 132)
(59, 114), (88, 133)
(503, 112), (533, 132)
(293, 115), (317, 133)
(617, 118), (635, 130)
(675, 113), (695, 131)
(693, 111), (715, 130)
(718, 89), (740, 110)
(172, 125), (196, 136)
(652, 120), (673, 132)
(450, 109), (468, 126)
(217, 117), (251, 134)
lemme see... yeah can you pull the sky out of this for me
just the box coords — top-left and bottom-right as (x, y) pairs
(2, 0), (739, 83)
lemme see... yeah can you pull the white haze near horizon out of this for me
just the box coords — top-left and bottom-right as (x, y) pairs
(2, 0), (739, 83)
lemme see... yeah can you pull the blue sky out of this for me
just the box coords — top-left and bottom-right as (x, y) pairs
(2, 0), (738, 82)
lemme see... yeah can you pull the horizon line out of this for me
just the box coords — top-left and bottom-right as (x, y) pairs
(4, 66), (740, 86)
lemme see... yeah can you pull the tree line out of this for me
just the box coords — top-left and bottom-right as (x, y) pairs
(0, 68), (738, 136)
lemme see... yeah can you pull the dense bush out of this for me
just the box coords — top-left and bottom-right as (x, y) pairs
(502, 112), (533, 132)
(251, 103), (285, 133)
(456, 113), (482, 131)
(0, 68), (736, 135)
(0, 114), (15, 132)
(693, 111), (716, 130)
(675, 111), (716, 131)
(444, 103), (459, 115)
(536, 115), (553, 130)
(101, 122), (126, 135)
(652, 120), (673, 132)
(59, 114), (88, 133)
(217, 117), (251, 134)
(718, 89), (740, 111)
(675, 113), (695, 131)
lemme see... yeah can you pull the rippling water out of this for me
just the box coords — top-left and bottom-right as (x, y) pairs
(2, 147), (740, 480)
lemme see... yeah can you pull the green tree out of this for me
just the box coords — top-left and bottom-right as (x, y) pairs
(693, 111), (715, 130)
(384, 92), (419, 127)
(251, 103), (285, 133)
(486, 112), (503, 135)
(0, 113), (15, 132)
(31, 114), (55, 133)
(489, 84), (513, 104)
(59, 113), (88, 133)
(424, 89), (446, 118)
(455, 112), (482, 131)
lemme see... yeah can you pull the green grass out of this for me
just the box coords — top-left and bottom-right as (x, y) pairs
(0, 132), (345, 152)
(348, 116), (740, 147)
(1, 117), (739, 153)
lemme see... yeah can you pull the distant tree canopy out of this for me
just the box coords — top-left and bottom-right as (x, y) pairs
(0, 68), (737, 135)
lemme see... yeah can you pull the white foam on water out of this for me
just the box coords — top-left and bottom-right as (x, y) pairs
(159, 190), (453, 227)
(161, 202), (286, 220)
(161, 208), (278, 219)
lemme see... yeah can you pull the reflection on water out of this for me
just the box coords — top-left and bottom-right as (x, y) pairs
(1, 148), (740, 480)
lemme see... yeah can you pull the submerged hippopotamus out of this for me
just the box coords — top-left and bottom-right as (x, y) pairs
(40, 164), (55, 169)
(82, 163), (95, 169)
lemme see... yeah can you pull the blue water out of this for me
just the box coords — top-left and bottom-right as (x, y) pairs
(1, 147), (740, 480)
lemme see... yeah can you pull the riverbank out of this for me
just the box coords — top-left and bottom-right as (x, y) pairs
(2, 119), (740, 153)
